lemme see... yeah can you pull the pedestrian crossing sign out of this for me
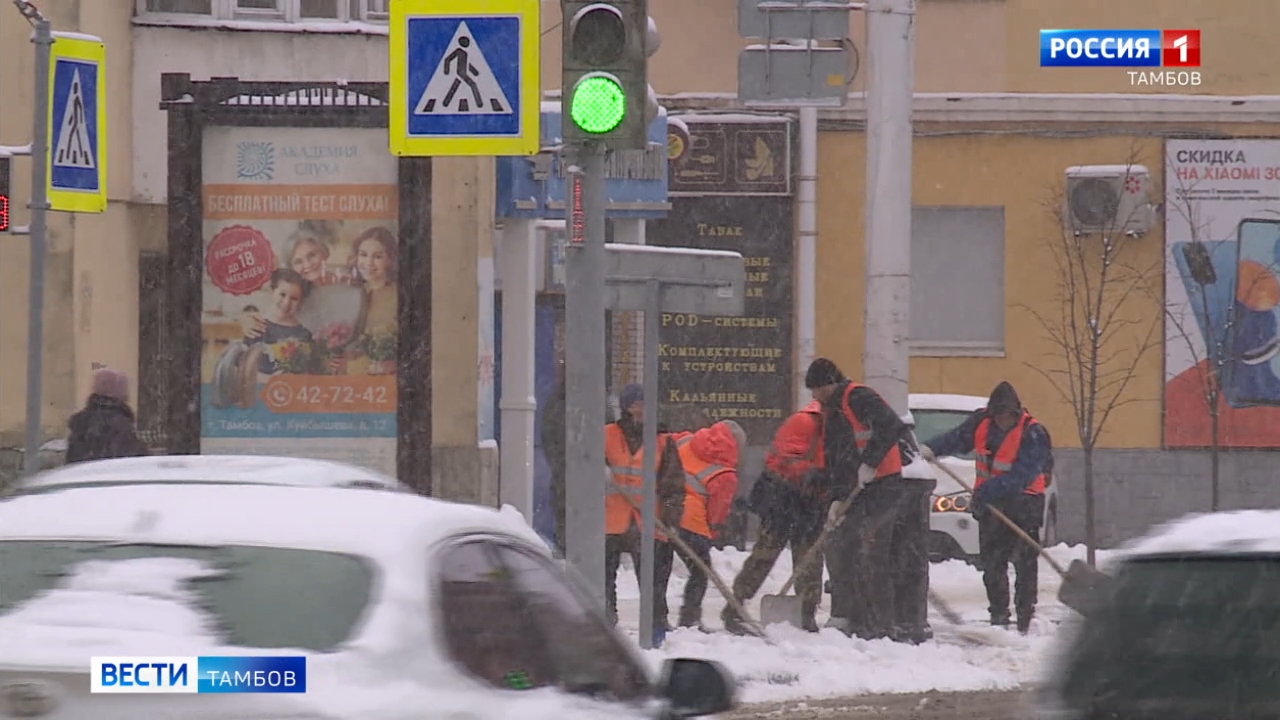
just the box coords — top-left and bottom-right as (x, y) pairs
(388, 0), (540, 157)
(46, 32), (106, 214)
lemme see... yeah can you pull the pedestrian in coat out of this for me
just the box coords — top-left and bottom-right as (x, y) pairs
(66, 368), (150, 464)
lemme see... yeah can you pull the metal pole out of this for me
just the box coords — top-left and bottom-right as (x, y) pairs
(795, 106), (818, 410)
(498, 218), (538, 523)
(563, 143), (609, 606)
(638, 279), (661, 649)
(862, 0), (915, 416)
(23, 17), (52, 477)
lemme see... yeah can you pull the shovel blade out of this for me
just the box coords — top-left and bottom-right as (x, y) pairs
(759, 593), (803, 627)
(1057, 559), (1115, 616)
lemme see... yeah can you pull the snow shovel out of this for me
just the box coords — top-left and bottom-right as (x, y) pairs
(613, 487), (773, 641)
(925, 457), (1113, 616)
(759, 482), (867, 627)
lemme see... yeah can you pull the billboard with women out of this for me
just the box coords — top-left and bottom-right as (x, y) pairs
(200, 126), (399, 473)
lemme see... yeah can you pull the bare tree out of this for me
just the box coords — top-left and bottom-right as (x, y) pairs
(1022, 159), (1163, 566)
(1161, 162), (1231, 512)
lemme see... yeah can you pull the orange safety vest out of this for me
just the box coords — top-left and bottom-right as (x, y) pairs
(674, 434), (735, 539)
(764, 401), (825, 483)
(603, 423), (666, 535)
(973, 411), (1047, 496)
(838, 383), (903, 479)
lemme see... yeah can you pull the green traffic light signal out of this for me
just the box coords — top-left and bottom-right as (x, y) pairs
(569, 75), (626, 134)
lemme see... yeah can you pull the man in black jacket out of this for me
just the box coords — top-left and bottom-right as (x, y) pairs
(805, 358), (911, 641)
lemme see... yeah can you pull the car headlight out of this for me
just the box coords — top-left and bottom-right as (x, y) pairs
(932, 491), (971, 513)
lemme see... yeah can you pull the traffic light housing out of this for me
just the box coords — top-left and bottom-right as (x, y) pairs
(561, 0), (659, 150)
(0, 157), (10, 233)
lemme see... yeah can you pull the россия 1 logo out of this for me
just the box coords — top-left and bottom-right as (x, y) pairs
(1039, 29), (1201, 88)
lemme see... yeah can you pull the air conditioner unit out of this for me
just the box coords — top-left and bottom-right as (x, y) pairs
(1064, 165), (1156, 237)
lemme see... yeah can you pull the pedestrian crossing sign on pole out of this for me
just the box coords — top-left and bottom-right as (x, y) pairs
(388, 0), (540, 157)
(46, 32), (106, 214)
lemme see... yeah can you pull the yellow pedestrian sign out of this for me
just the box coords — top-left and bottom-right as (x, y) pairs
(388, 0), (540, 156)
(47, 32), (106, 213)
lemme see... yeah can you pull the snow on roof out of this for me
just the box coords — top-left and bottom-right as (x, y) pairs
(908, 393), (988, 413)
(15, 454), (406, 493)
(221, 88), (384, 107)
(673, 112), (792, 124)
(606, 243), (741, 259)
(1122, 510), (1280, 557)
(0, 483), (542, 565)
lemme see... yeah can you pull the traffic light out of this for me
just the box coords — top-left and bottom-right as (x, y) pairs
(0, 157), (10, 233)
(561, 0), (660, 150)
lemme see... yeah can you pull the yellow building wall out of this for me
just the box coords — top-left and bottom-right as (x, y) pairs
(814, 130), (1169, 449)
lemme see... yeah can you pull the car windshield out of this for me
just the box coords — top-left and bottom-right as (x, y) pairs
(1059, 555), (1280, 711)
(0, 541), (373, 652)
(910, 409), (975, 460)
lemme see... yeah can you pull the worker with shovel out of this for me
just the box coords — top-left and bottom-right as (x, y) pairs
(806, 358), (912, 642)
(653, 419), (746, 632)
(603, 384), (684, 629)
(722, 400), (829, 634)
(920, 381), (1052, 635)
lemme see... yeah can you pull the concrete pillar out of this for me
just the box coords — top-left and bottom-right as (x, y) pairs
(431, 156), (499, 505)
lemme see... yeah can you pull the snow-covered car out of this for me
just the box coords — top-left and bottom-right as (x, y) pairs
(907, 394), (1060, 563)
(0, 456), (735, 720)
(1031, 511), (1280, 718)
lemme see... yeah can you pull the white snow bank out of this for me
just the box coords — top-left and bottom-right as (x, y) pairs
(614, 542), (1120, 702)
(0, 558), (224, 667)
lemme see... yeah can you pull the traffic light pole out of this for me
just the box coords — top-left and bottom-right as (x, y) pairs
(16, 5), (53, 477)
(563, 141), (609, 607)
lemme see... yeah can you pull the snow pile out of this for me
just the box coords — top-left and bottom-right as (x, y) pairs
(614, 542), (1119, 703)
(0, 557), (225, 666)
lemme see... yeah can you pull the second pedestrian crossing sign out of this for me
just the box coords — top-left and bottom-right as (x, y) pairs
(47, 32), (107, 214)
(388, 0), (540, 157)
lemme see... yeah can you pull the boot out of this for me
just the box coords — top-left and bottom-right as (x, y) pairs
(800, 600), (820, 633)
(1016, 613), (1033, 635)
(678, 606), (710, 633)
(990, 611), (1011, 628)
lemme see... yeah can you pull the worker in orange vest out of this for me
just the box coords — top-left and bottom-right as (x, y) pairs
(602, 384), (682, 627)
(921, 381), (1053, 634)
(652, 419), (745, 632)
(723, 401), (828, 634)
(805, 358), (917, 642)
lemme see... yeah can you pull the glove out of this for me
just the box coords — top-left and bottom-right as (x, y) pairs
(973, 474), (1019, 507)
(827, 500), (845, 528)
(857, 464), (876, 487)
(920, 445), (936, 462)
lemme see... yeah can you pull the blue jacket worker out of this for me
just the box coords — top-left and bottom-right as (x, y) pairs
(920, 381), (1052, 634)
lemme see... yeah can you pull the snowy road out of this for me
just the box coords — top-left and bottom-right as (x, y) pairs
(722, 690), (1026, 719)
(614, 543), (1117, 703)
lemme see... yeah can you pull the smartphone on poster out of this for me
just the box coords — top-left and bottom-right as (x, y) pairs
(1225, 218), (1280, 407)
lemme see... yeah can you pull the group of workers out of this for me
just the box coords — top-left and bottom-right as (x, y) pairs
(542, 357), (1054, 642)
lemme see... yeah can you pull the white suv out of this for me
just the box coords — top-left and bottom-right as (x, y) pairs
(907, 394), (1060, 563)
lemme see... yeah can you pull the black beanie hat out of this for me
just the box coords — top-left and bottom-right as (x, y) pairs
(988, 381), (1022, 414)
(805, 358), (845, 388)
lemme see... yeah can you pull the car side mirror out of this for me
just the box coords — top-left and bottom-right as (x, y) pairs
(657, 658), (735, 718)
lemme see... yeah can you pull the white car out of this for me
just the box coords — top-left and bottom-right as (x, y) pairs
(907, 394), (1060, 563)
(0, 455), (735, 720)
